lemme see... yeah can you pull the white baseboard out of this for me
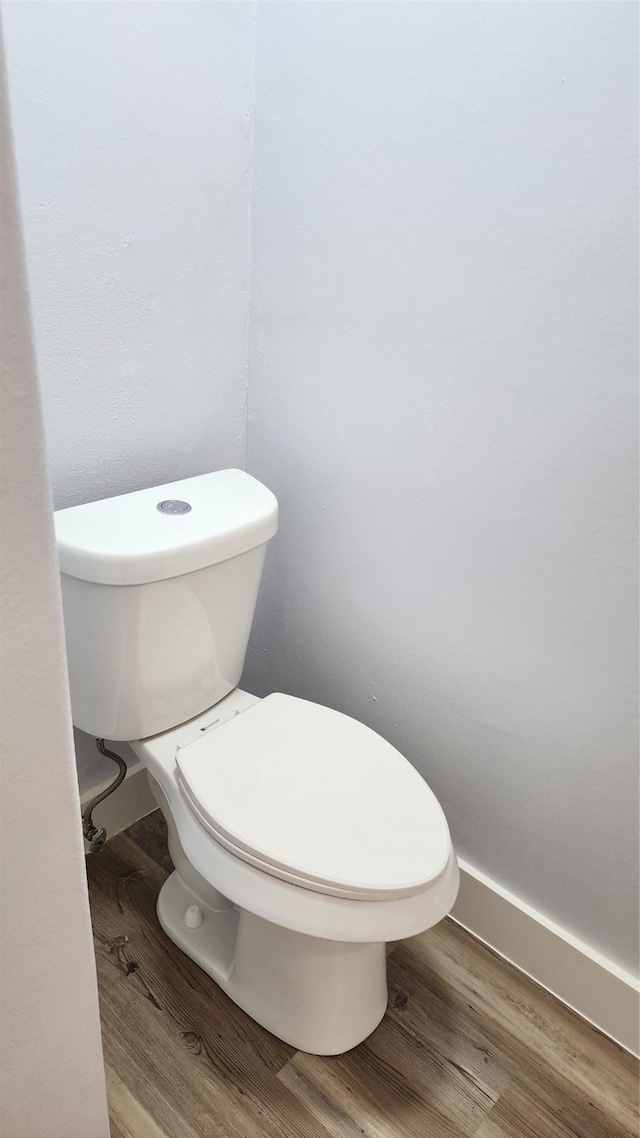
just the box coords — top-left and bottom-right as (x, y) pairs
(81, 769), (639, 1057)
(81, 760), (156, 853)
(452, 858), (640, 1058)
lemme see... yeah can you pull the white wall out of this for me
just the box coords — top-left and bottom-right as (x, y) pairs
(245, 2), (639, 975)
(3, 0), (256, 789)
(0, 44), (110, 1137)
(3, 1), (637, 977)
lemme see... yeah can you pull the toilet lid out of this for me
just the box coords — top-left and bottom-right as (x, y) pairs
(176, 694), (451, 900)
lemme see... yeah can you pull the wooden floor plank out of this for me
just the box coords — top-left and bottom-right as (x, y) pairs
(385, 943), (511, 1104)
(399, 924), (638, 1136)
(105, 1065), (172, 1138)
(474, 1074), (635, 1138)
(87, 812), (639, 1138)
(89, 835), (334, 1138)
(279, 1047), (470, 1138)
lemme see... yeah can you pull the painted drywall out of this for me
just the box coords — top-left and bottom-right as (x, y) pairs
(245, 2), (639, 975)
(3, 1), (637, 977)
(0, 44), (110, 1138)
(3, 1), (256, 789)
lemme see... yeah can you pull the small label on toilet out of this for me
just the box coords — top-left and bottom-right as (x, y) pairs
(199, 718), (221, 734)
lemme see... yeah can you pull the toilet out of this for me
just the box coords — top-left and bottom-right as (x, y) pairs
(55, 469), (458, 1055)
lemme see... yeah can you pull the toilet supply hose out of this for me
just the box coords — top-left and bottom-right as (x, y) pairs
(82, 739), (128, 853)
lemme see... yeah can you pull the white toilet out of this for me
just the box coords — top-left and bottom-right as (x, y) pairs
(55, 469), (458, 1055)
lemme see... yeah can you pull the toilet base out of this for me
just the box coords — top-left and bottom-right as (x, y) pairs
(157, 869), (388, 1055)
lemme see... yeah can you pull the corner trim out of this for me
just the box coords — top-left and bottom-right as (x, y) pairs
(452, 858), (639, 1057)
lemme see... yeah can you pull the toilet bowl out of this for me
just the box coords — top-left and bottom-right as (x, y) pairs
(55, 469), (459, 1054)
(131, 687), (458, 1053)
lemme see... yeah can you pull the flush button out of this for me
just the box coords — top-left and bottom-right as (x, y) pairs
(157, 499), (192, 515)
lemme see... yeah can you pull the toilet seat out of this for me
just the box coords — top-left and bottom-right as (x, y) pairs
(176, 693), (451, 901)
(132, 687), (459, 942)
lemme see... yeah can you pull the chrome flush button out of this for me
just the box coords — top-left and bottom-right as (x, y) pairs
(157, 499), (192, 514)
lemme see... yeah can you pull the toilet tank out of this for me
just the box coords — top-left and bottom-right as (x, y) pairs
(54, 470), (278, 741)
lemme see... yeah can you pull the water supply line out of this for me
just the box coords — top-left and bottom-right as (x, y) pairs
(83, 739), (128, 852)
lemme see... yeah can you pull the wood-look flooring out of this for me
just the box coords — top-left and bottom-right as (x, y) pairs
(87, 812), (638, 1138)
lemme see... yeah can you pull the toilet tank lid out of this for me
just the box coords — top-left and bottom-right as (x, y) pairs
(54, 469), (278, 586)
